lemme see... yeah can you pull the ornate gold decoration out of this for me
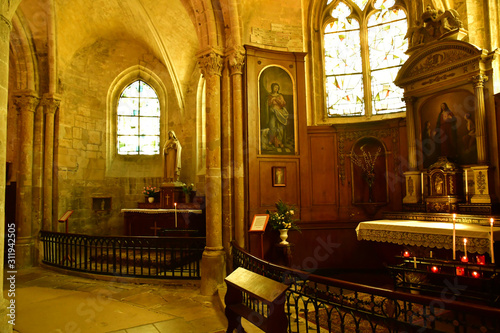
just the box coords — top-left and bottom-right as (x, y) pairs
(470, 74), (488, 88)
(421, 73), (455, 85)
(477, 171), (486, 195)
(407, 176), (414, 196)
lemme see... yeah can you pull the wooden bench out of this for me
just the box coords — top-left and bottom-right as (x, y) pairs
(224, 267), (289, 333)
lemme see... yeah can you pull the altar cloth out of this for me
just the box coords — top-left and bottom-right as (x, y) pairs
(355, 220), (500, 254)
(121, 208), (203, 214)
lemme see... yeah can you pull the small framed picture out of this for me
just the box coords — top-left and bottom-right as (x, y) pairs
(272, 166), (286, 187)
(249, 214), (269, 232)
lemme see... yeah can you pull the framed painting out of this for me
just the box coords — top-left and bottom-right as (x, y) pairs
(272, 166), (286, 187)
(419, 91), (477, 168)
(259, 66), (296, 155)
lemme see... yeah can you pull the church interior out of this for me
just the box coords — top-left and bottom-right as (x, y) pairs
(2, 0), (500, 332)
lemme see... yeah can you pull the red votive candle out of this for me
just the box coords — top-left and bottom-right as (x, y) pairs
(403, 251), (410, 257)
(476, 255), (485, 265)
(456, 267), (465, 276)
(471, 271), (480, 278)
(461, 255), (469, 263)
(431, 266), (439, 273)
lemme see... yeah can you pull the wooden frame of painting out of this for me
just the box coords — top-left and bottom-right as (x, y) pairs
(272, 166), (286, 187)
(258, 65), (296, 155)
(249, 214), (269, 232)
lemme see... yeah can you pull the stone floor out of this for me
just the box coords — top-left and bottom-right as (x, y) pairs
(5, 267), (264, 333)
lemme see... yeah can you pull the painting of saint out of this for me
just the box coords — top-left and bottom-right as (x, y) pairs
(259, 66), (295, 155)
(420, 92), (477, 167)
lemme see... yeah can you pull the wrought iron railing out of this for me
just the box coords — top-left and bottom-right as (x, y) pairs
(231, 241), (500, 333)
(40, 231), (205, 279)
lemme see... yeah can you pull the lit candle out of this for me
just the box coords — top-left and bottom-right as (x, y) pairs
(174, 202), (178, 228)
(453, 213), (456, 260)
(463, 238), (467, 258)
(461, 255), (468, 263)
(471, 271), (480, 278)
(413, 256), (417, 269)
(456, 266), (465, 276)
(476, 255), (485, 265)
(430, 250), (433, 258)
(490, 218), (495, 264)
(431, 266), (439, 273)
(403, 250), (410, 258)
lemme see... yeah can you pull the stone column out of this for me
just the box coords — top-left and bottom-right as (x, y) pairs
(471, 74), (488, 164)
(229, 48), (245, 248)
(470, 74), (492, 204)
(198, 49), (225, 295)
(32, 102), (44, 262)
(14, 91), (39, 268)
(402, 96), (421, 203)
(41, 94), (60, 231)
(221, 56), (233, 270)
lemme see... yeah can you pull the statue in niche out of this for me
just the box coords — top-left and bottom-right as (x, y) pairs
(163, 130), (182, 184)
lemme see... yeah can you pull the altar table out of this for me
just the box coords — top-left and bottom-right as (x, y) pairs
(355, 220), (500, 254)
(121, 208), (204, 236)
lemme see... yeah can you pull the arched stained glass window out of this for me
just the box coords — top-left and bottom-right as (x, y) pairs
(324, 0), (408, 118)
(117, 80), (160, 155)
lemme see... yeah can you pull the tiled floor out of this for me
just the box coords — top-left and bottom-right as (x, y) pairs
(6, 267), (263, 333)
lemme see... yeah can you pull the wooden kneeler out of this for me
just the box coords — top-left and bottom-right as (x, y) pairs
(224, 267), (289, 333)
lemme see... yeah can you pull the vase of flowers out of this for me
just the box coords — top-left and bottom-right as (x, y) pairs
(143, 186), (159, 203)
(181, 183), (195, 203)
(266, 200), (300, 244)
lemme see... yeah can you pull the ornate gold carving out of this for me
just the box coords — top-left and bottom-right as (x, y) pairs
(407, 176), (414, 196)
(477, 171), (486, 195)
(421, 73), (455, 85)
(405, 5), (466, 53)
(409, 50), (467, 77)
(198, 50), (224, 78)
(470, 74), (488, 88)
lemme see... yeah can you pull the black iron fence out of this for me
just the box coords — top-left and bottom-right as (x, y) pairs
(232, 241), (500, 333)
(40, 231), (205, 279)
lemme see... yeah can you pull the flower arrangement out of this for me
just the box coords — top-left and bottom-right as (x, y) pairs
(266, 200), (300, 232)
(182, 183), (195, 194)
(143, 186), (159, 197)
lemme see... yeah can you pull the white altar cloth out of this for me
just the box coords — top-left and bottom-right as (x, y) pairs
(355, 220), (500, 254)
(121, 208), (203, 214)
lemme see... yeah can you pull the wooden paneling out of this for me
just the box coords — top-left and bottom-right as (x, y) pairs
(309, 134), (336, 206)
(259, 160), (299, 208)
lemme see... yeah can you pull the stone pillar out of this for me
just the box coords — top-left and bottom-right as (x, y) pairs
(229, 48), (245, 248)
(471, 74), (488, 164)
(32, 102), (44, 263)
(470, 74), (492, 204)
(1, 4), (22, 331)
(14, 91), (39, 268)
(221, 56), (233, 270)
(198, 49), (225, 295)
(403, 96), (420, 203)
(41, 94), (60, 231)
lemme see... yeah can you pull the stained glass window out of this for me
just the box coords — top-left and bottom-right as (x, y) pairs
(117, 80), (160, 155)
(324, 0), (408, 118)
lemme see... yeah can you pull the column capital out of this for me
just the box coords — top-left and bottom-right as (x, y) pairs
(197, 49), (224, 78)
(471, 74), (488, 88)
(227, 47), (245, 76)
(403, 95), (417, 104)
(41, 93), (62, 114)
(14, 91), (40, 113)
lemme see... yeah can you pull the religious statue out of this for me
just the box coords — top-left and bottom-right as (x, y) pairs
(163, 130), (182, 184)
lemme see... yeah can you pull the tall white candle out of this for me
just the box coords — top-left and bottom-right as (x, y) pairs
(413, 256), (417, 269)
(463, 238), (467, 257)
(491, 218), (495, 264)
(174, 202), (178, 228)
(453, 213), (456, 260)
(421, 172), (424, 201)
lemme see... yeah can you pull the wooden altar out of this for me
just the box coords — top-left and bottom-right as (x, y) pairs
(121, 208), (205, 236)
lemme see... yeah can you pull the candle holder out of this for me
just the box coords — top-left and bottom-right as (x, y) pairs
(402, 250), (410, 258)
(456, 266), (465, 276)
(471, 271), (481, 278)
(460, 255), (469, 263)
(430, 266), (440, 273)
(476, 255), (485, 265)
